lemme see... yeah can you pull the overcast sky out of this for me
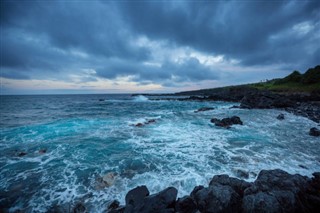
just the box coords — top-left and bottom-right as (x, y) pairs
(1, 0), (319, 94)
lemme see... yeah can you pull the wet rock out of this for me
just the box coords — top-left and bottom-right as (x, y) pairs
(145, 119), (156, 124)
(209, 174), (251, 197)
(73, 203), (86, 213)
(277, 113), (285, 120)
(135, 123), (144, 127)
(234, 169), (249, 179)
(191, 184), (241, 213)
(211, 116), (243, 128)
(242, 169), (309, 213)
(136, 187), (177, 213)
(108, 200), (120, 211)
(39, 149), (47, 154)
(125, 185), (149, 206)
(17, 152), (27, 157)
(99, 99), (105, 101)
(309, 127), (320, 136)
(194, 107), (214, 113)
(124, 186), (177, 213)
(102, 172), (117, 187)
(242, 192), (282, 213)
(175, 196), (197, 213)
(95, 172), (117, 189)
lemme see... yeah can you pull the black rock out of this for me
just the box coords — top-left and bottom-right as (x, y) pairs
(192, 184), (241, 213)
(108, 200), (120, 210)
(309, 127), (320, 137)
(277, 113), (285, 120)
(194, 107), (214, 113)
(211, 116), (243, 128)
(209, 174), (251, 197)
(242, 169), (309, 213)
(134, 187), (177, 213)
(125, 185), (149, 206)
(17, 152), (27, 157)
(175, 196), (197, 213)
(73, 203), (86, 213)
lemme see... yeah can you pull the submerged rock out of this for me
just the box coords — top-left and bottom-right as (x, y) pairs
(277, 113), (285, 120)
(135, 123), (144, 127)
(194, 107), (215, 113)
(39, 149), (47, 154)
(17, 152), (27, 157)
(309, 127), (320, 137)
(211, 116), (243, 128)
(95, 172), (117, 189)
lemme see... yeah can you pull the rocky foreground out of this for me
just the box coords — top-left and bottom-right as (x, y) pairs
(106, 169), (320, 213)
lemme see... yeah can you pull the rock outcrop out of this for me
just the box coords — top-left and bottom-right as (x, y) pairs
(109, 169), (320, 213)
(194, 107), (215, 113)
(211, 116), (243, 128)
(309, 127), (320, 137)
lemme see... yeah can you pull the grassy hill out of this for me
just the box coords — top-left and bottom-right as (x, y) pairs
(176, 65), (320, 95)
(250, 65), (320, 93)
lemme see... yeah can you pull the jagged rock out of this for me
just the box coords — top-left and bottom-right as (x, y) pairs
(145, 119), (156, 124)
(108, 200), (120, 210)
(73, 203), (86, 213)
(125, 185), (149, 206)
(242, 169), (309, 213)
(194, 107), (215, 113)
(209, 174), (251, 197)
(175, 196), (197, 213)
(277, 113), (285, 120)
(309, 127), (320, 137)
(124, 186), (177, 213)
(191, 184), (241, 213)
(211, 116), (243, 128)
(17, 152), (27, 157)
(39, 149), (47, 154)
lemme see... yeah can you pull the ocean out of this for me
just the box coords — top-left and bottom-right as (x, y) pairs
(0, 94), (319, 212)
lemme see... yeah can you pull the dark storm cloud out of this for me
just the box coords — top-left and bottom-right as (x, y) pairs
(1, 0), (319, 86)
(95, 57), (218, 82)
(120, 0), (320, 69)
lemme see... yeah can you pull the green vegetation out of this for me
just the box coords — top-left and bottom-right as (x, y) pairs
(251, 65), (320, 93)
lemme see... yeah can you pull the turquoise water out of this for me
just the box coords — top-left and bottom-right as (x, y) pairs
(1, 94), (319, 212)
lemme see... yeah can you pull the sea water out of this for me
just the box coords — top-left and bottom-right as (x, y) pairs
(0, 94), (319, 212)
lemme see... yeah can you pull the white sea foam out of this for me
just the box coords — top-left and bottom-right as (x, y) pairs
(1, 99), (319, 212)
(132, 95), (149, 102)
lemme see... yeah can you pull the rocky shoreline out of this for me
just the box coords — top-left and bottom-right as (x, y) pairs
(150, 86), (320, 123)
(106, 169), (320, 213)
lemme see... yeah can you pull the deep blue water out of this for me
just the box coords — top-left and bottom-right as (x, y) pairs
(1, 94), (319, 212)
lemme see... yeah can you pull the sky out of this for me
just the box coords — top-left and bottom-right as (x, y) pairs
(1, 0), (319, 94)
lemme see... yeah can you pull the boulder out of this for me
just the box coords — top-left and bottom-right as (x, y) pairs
(191, 184), (241, 213)
(39, 149), (47, 154)
(242, 169), (309, 213)
(73, 203), (86, 213)
(123, 186), (177, 213)
(309, 127), (320, 137)
(194, 107), (215, 113)
(125, 185), (149, 206)
(277, 113), (285, 120)
(175, 196), (197, 213)
(17, 152), (27, 157)
(102, 172), (117, 187)
(211, 116), (243, 128)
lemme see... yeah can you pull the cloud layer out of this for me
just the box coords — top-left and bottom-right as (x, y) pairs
(1, 0), (319, 93)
